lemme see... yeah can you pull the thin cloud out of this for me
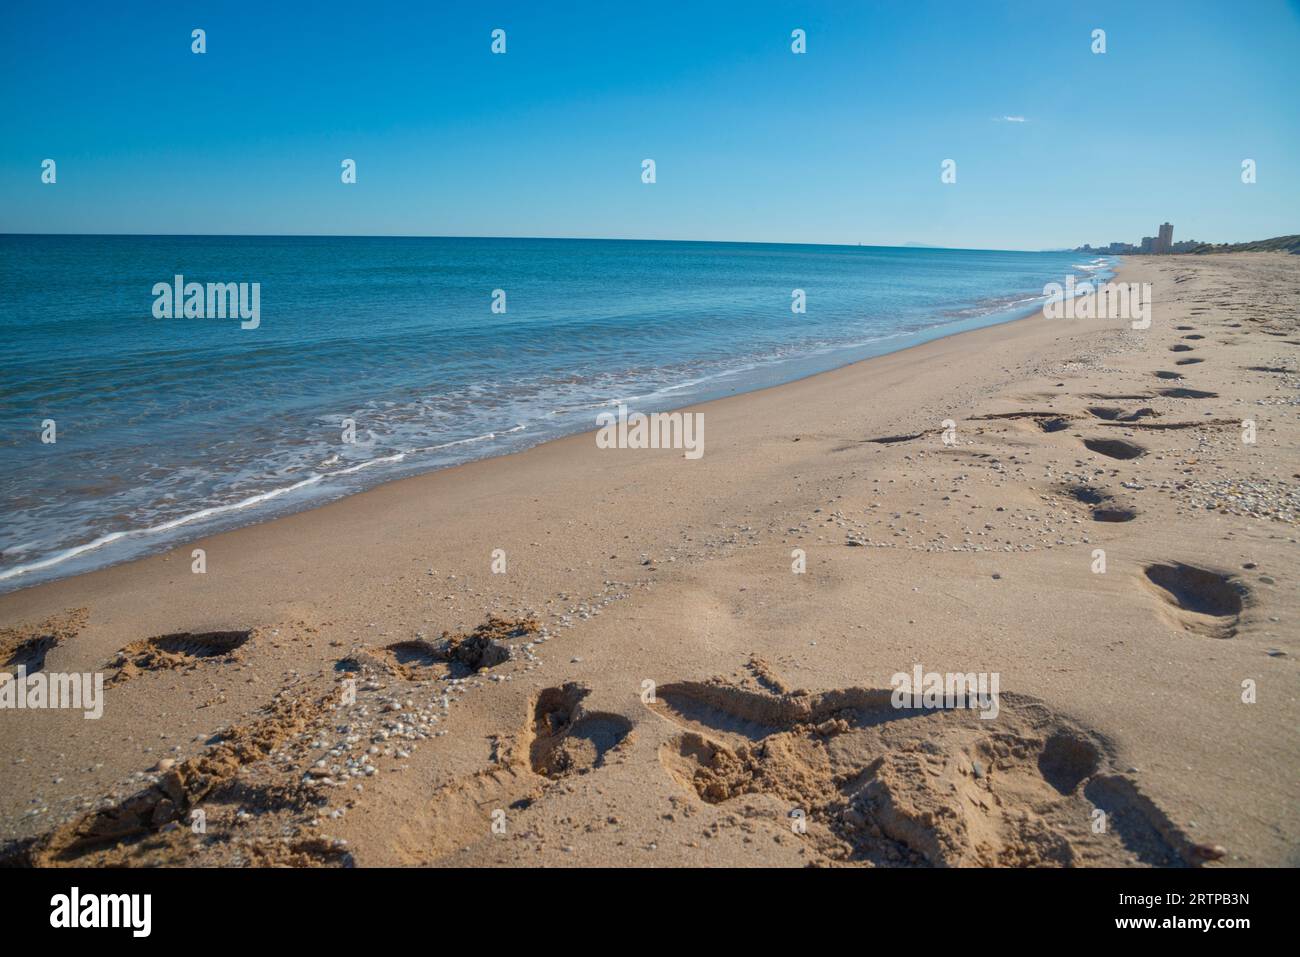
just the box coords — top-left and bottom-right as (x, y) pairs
(995, 115), (1028, 123)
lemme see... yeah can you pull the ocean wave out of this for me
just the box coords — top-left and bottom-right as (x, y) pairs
(0, 239), (1095, 592)
(0, 426), (535, 584)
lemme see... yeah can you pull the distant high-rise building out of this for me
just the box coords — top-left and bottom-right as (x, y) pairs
(1140, 236), (1155, 253)
(1155, 222), (1174, 254)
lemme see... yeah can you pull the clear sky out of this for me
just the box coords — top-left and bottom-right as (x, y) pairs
(2, 0), (1297, 249)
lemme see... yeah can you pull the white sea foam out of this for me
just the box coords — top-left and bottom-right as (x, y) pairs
(0, 428), (529, 584)
(2, 245), (1099, 592)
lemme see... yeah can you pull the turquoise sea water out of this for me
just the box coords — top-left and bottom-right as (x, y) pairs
(0, 235), (1113, 591)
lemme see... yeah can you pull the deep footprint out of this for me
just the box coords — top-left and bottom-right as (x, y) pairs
(108, 630), (254, 683)
(337, 616), (532, 680)
(529, 683), (632, 778)
(1, 608), (89, 676)
(651, 679), (1195, 867)
(1142, 562), (1248, 638)
(397, 682), (632, 865)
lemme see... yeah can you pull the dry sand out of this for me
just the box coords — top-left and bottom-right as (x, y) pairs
(1, 253), (1296, 867)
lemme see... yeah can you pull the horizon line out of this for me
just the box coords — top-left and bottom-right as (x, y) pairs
(0, 232), (1087, 254)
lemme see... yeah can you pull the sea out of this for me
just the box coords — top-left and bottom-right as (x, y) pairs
(0, 235), (1114, 591)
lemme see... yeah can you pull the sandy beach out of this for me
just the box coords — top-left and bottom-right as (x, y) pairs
(2, 252), (1296, 867)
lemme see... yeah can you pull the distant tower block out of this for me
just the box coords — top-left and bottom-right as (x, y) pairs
(1156, 222), (1174, 254)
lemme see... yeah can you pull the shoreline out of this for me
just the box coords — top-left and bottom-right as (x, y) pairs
(2, 252), (1296, 867)
(0, 259), (1115, 596)
(0, 265), (1111, 607)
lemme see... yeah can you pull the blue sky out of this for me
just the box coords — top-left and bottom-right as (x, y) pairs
(2, 0), (1297, 249)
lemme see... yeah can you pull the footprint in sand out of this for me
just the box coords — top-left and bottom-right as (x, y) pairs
(529, 683), (633, 778)
(337, 616), (535, 680)
(1090, 505), (1138, 522)
(969, 411), (1074, 433)
(1036, 417), (1072, 433)
(0, 608), (88, 676)
(398, 682), (632, 863)
(1087, 406), (1159, 423)
(649, 677), (1197, 867)
(1082, 437), (1147, 460)
(1059, 485), (1137, 522)
(1142, 562), (1249, 639)
(107, 629), (254, 684)
(3, 682), (340, 866)
(864, 431), (927, 444)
